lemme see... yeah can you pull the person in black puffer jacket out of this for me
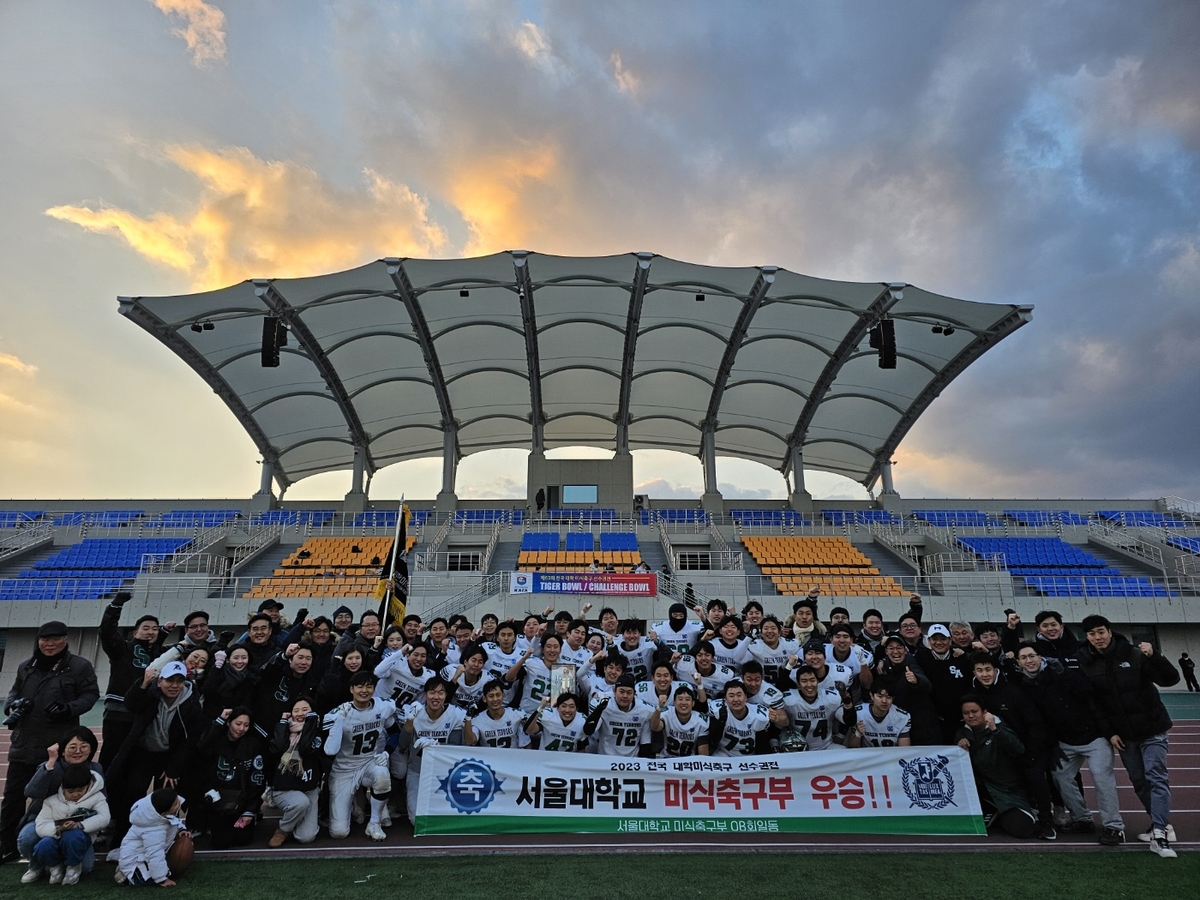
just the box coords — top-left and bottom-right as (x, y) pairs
(968, 651), (1055, 839)
(1079, 615), (1179, 856)
(1014, 640), (1125, 843)
(872, 635), (941, 745)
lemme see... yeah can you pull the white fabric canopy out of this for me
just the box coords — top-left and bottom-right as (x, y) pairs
(119, 252), (1032, 491)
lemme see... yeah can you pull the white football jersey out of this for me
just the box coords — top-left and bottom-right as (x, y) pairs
(651, 620), (702, 656)
(838, 702), (911, 747)
(612, 638), (656, 682)
(781, 687), (843, 751)
(711, 637), (751, 672)
(635, 679), (690, 706)
(536, 709), (588, 752)
(482, 643), (524, 704)
(441, 665), (488, 711)
(374, 652), (430, 708)
(657, 707), (710, 758)
(746, 637), (799, 683)
(517, 657), (556, 714)
(817, 661), (855, 695)
(675, 656), (737, 697)
(470, 707), (528, 749)
(590, 699), (654, 756)
(746, 682), (786, 710)
(325, 698), (398, 770)
(709, 702), (771, 757)
(825, 647), (862, 680)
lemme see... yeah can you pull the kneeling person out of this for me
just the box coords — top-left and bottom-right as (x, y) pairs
(323, 671), (398, 841)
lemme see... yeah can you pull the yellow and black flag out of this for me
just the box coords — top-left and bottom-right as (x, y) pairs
(375, 499), (410, 630)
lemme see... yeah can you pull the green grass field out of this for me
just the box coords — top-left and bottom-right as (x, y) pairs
(3, 851), (1196, 899)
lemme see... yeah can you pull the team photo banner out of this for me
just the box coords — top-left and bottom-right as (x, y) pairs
(508, 572), (657, 596)
(415, 746), (985, 837)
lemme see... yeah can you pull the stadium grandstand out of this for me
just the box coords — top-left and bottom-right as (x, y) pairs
(1, 251), (1196, 681)
(2, 252), (1198, 863)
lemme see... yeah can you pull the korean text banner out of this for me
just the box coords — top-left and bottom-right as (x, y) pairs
(509, 572), (657, 596)
(415, 746), (985, 836)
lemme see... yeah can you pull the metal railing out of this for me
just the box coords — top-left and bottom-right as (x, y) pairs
(675, 550), (744, 571)
(140, 552), (230, 577)
(0, 521), (55, 564)
(480, 521), (504, 574)
(657, 521), (677, 572)
(1162, 495), (1200, 520)
(924, 552), (1006, 574)
(708, 519), (731, 553)
(421, 573), (502, 622)
(413, 551), (485, 573)
(231, 522), (284, 573)
(1088, 521), (1167, 575)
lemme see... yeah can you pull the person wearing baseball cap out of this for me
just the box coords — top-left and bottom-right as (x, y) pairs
(103, 653), (205, 855)
(916, 624), (972, 743)
(873, 633), (941, 745)
(1, 623), (99, 863)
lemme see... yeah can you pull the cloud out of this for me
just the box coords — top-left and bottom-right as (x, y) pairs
(0, 352), (38, 376)
(47, 145), (449, 289)
(610, 52), (640, 95)
(152, 0), (227, 65)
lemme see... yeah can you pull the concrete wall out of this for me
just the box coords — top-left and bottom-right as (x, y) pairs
(526, 453), (634, 514)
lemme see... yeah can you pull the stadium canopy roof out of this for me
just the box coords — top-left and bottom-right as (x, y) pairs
(119, 252), (1032, 493)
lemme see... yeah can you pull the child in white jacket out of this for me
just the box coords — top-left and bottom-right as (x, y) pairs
(117, 789), (188, 887)
(25, 768), (111, 886)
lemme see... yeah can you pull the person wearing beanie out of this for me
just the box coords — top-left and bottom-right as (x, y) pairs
(650, 603), (703, 659)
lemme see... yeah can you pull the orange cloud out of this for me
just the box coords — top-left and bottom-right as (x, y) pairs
(152, 0), (227, 65)
(0, 352), (38, 376)
(445, 144), (560, 255)
(46, 145), (449, 289)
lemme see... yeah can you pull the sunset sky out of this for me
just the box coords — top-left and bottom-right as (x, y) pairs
(1, 1), (1198, 503)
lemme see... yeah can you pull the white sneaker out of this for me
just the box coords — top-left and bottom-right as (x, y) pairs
(48, 866), (65, 885)
(1139, 825), (1177, 843)
(62, 865), (82, 886)
(365, 821), (386, 842)
(20, 865), (44, 884)
(1149, 828), (1177, 859)
(380, 810), (392, 827)
(114, 869), (128, 885)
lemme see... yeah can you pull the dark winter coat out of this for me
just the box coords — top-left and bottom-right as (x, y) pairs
(4, 649), (100, 764)
(200, 661), (261, 717)
(874, 655), (941, 744)
(249, 653), (318, 737)
(970, 677), (1047, 757)
(99, 603), (166, 715)
(268, 712), (325, 793)
(1015, 659), (1101, 747)
(1079, 634), (1178, 742)
(106, 677), (206, 783)
(196, 719), (267, 817)
(914, 648), (972, 729)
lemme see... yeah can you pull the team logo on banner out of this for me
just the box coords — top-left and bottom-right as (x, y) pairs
(437, 758), (504, 814)
(898, 756), (956, 810)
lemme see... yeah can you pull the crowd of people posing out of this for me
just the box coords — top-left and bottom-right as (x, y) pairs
(1, 587), (1184, 887)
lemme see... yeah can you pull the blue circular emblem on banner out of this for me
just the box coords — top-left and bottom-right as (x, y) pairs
(437, 758), (504, 814)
